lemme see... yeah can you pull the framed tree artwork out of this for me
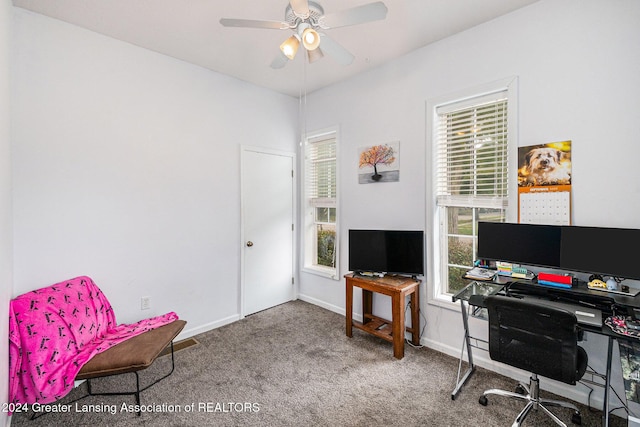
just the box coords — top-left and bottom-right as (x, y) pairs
(358, 141), (400, 184)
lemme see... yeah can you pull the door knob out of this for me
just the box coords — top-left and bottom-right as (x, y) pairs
(246, 241), (254, 247)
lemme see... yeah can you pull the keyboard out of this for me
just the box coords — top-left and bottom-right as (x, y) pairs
(505, 281), (614, 326)
(523, 296), (603, 327)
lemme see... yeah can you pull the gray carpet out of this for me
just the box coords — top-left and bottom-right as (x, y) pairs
(10, 300), (625, 426)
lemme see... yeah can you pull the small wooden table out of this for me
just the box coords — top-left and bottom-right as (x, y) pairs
(345, 273), (421, 359)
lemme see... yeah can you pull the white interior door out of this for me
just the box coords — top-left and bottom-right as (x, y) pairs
(241, 147), (294, 316)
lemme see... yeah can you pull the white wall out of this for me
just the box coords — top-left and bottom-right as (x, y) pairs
(11, 9), (298, 335)
(299, 0), (640, 410)
(1, 1), (12, 426)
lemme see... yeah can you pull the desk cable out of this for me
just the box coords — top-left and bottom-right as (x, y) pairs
(580, 362), (637, 420)
(404, 300), (427, 349)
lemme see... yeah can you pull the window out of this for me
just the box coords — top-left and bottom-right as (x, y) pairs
(428, 78), (517, 300)
(302, 129), (338, 279)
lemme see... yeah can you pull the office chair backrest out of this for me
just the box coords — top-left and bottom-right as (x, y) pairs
(485, 295), (584, 385)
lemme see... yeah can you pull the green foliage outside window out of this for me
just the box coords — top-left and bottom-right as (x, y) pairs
(317, 227), (336, 268)
(448, 238), (473, 294)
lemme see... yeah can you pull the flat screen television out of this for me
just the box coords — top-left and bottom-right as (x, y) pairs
(477, 222), (562, 268)
(348, 229), (424, 276)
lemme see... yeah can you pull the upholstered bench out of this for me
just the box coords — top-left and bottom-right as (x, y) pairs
(9, 276), (187, 417)
(76, 319), (187, 414)
(77, 319), (186, 380)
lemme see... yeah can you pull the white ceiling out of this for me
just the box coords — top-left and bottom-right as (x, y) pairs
(13, 0), (539, 97)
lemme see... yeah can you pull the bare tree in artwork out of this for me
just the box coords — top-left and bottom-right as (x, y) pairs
(359, 144), (396, 181)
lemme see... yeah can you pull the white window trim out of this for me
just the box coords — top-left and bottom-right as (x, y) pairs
(425, 77), (519, 309)
(301, 126), (340, 280)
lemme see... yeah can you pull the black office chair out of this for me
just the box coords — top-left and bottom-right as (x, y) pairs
(478, 295), (588, 426)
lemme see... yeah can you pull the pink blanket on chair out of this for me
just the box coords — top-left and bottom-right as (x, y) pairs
(8, 276), (179, 406)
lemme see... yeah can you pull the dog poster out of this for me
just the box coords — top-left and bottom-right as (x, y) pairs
(517, 141), (572, 225)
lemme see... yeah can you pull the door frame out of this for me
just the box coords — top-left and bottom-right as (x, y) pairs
(240, 145), (297, 318)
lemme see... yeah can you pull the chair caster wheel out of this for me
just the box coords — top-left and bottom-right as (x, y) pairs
(571, 412), (581, 425)
(515, 384), (526, 395)
(479, 395), (488, 406)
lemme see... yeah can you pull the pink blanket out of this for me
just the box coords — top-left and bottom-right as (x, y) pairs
(8, 276), (179, 406)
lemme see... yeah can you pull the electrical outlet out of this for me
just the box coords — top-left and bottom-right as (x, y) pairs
(141, 296), (151, 310)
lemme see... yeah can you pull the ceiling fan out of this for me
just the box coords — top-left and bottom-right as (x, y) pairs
(220, 0), (388, 69)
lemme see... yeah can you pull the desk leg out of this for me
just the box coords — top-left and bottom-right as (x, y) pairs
(451, 299), (476, 400)
(345, 281), (353, 338)
(603, 336), (613, 427)
(410, 289), (420, 345)
(392, 292), (405, 359)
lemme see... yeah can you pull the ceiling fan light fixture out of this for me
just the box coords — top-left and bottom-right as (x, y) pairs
(301, 28), (321, 51)
(280, 34), (300, 60)
(222, 0), (388, 69)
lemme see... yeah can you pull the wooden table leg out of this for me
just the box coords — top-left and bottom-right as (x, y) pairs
(410, 288), (420, 345)
(346, 281), (353, 337)
(392, 292), (404, 359)
(362, 289), (373, 325)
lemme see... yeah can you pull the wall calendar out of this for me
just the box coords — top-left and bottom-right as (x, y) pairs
(517, 141), (572, 225)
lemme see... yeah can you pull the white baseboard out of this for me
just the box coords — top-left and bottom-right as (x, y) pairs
(176, 295), (347, 341)
(176, 314), (239, 341)
(297, 293), (343, 315)
(176, 294), (346, 341)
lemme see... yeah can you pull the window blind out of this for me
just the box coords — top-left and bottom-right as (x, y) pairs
(435, 95), (508, 209)
(306, 133), (336, 207)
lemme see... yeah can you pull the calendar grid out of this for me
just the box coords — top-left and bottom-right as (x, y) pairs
(519, 189), (571, 225)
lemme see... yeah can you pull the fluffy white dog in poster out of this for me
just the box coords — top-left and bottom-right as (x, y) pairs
(519, 147), (571, 186)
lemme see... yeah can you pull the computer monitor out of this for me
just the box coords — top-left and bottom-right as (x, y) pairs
(560, 225), (640, 281)
(478, 222), (640, 281)
(477, 222), (562, 268)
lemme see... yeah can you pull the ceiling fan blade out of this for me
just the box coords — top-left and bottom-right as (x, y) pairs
(289, 0), (310, 18)
(320, 1), (388, 29)
(220, 18), (288, 30)
(270, 51), (290, 69)
(318, 34), (354, 66)
(307, 47), (324, 64)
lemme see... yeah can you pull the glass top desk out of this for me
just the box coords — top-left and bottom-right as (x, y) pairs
(450, 278), (640, 427)
(450, 281), (504, 401)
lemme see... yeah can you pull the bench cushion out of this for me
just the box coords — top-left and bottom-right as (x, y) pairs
(76, 320), (187, 380)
